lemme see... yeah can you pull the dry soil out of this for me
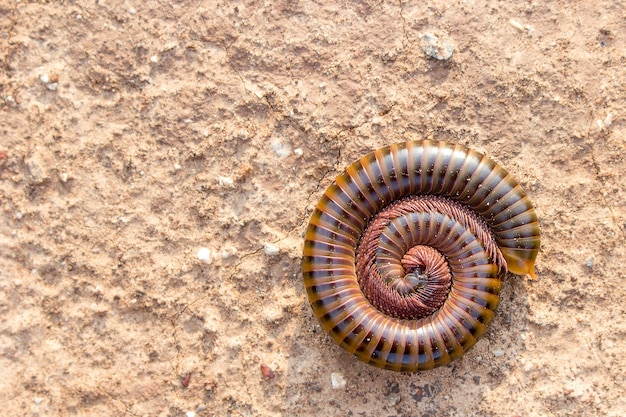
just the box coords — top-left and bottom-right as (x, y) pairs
(1, 1), (625, 416)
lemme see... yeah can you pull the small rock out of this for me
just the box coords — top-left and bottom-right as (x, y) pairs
(293, 148), (303, 157)
(261, 363), (276, 380)
(185, 412), (196, 417)
(509, 19), (525, 31)
(150, 55), (159, 63)
(218, 176), (234, 187)
(197, 247), (212, 264)
(40, 73), (59, 91)
(585, 257), (593, 268)
(420, 31), (454, 61)
(386, 393), (400, 407)
(331, 372), (346, 389)
(34, 397), (43, 405)
(270, 139), (292, 158)
(196, 404), (206, 412)
(221, 245), (237, 259)
(263, 242), (280, 256)
(493, 347), (505, 357)
(235, 129), (250, 140)
(26, 154), (49, 184)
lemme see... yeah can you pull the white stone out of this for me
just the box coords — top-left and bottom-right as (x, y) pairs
(509, 19), (524, 31)
(263, 242), (279, 256)
(331, 372), (346, 389)
(218, 176), (234, 187)
(270, 139), (292, 158)
(221, 246), (237, 259)
(197, 247), (212, 264)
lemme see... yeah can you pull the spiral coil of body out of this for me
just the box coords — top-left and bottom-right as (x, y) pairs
(302, 140), (540, 371)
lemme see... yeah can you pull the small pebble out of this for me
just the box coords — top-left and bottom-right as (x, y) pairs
(420, 31), (454, 61)
(218, 176), (234, 187)
(261, 363), (276, 380)
(196, 404), (206, 412)
(293, 148), (303, 157)
(173, 163), (182, 171)
(26, 154), (49, 184)
(197, 247), (212, 264)
(236, 129), (250, 140)
(34, 397), (43, 405)
(597, 113), (613, 130)
(59, 172), (69, 183)
(585, 257), (593, 268)
(493, 347), (505, 357)
(270, 139), (292, 158)
(150, 55), (159, 63)
(221, 245), (237, 259)
(185, 412), (195, 417)
(40, 73), (58, 88)
(263, 242), (280, 256)
(331, 372), (346, 389)
(509, 19), (525, 31)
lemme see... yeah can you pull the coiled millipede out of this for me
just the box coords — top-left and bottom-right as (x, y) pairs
(302, 140), (540, 372)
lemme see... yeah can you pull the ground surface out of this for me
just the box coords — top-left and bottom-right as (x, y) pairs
(1, 1), (625, 416)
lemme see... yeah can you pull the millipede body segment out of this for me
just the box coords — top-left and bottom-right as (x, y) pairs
(302, 140), (540, 372)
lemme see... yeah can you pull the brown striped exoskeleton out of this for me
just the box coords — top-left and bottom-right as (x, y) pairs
(302, 140), (540, 371)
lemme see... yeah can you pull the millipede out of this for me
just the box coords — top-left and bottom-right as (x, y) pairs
(302, 140), (540, 372)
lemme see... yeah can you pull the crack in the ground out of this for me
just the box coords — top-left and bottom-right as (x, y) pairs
(99, 387), (141, 417)
(222, 40), (312, 140)
(164, 245), (265, 387)
(221, 32), (399, 241)
(291, 102), (398, 235)
(168, 315), (182, 376)
(584, 117), (625, 242)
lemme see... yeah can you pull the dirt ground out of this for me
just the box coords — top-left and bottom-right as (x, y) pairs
(1, 1), (625, 416)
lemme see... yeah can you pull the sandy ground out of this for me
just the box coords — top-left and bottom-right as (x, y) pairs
(1, 1), (625, 416)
